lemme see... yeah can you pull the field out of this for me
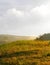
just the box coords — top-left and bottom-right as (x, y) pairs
(0, 40), (50, 65)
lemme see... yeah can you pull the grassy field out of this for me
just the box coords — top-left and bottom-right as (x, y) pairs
(0, 40), (50, 65)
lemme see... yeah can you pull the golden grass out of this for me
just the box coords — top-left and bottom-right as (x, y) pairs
(0, 40), (50, 65)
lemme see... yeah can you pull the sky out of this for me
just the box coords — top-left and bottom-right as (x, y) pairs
(0, 0), (50, 36)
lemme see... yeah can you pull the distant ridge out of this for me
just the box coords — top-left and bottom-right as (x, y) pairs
(0, 34), (35, 44)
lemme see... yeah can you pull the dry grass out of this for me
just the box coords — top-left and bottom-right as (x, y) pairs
(0, 40), (50, 65)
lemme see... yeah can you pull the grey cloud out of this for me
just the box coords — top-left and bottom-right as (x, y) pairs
(0, 0), (50, 35)
(0, 0), (49, 15)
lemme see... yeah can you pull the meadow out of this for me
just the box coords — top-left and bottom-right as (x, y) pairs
(0, 40), (50, 65)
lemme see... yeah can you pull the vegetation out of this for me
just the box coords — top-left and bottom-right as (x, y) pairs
(36, 33), (50, 40)
(0, 40), (50, 65)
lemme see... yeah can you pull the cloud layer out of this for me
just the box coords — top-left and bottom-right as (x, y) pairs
(0, 0), (50, 36)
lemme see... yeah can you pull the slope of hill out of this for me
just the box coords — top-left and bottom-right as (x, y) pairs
(0, 34), (35, 44)
(35, 33), (50, 40)
(0, 40), (50, 65)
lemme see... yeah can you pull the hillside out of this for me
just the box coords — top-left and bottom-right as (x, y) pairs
(0, 34), (35, 44)
(0, 33), (50, 65)
(0, 40), (50, 65)
(35, 33), (50, 40)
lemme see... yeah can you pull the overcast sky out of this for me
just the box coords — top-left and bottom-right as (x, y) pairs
(0, 0), (50, 36)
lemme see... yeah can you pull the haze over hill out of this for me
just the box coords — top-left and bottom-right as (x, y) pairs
(0, 33), (50, 44)
(0, 34), (36, 44)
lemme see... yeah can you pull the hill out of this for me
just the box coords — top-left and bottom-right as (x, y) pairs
(0, 34), (35, 44)
(0, 40), (50, 65)
(35, 33), (50, 40)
